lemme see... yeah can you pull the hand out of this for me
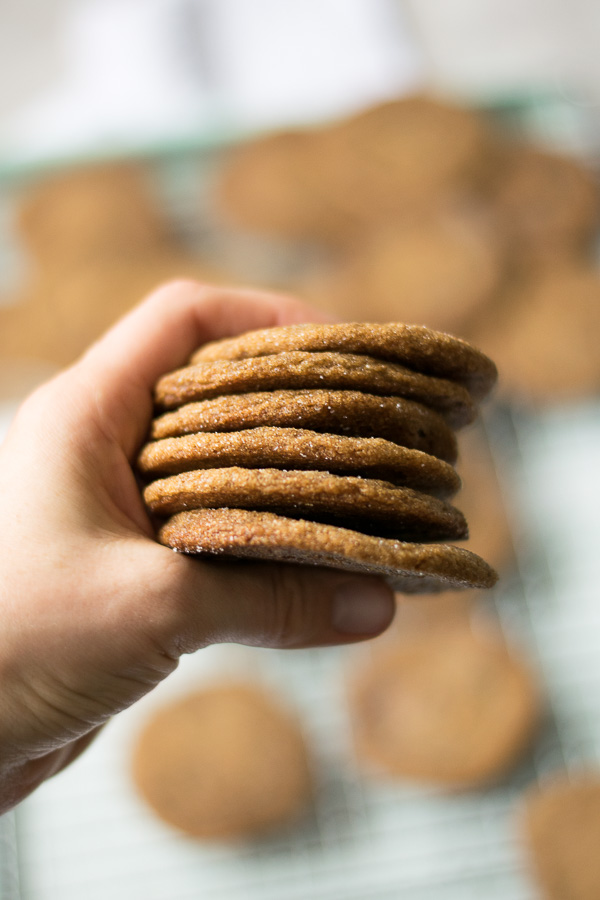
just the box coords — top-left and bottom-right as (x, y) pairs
(0, 281), (395, 812)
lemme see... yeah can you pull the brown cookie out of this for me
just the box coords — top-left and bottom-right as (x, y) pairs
(131, 683), (312, 840)
(521, 773), (600, 900)
(16, 162), (169, 270)
(453, 425), (513, 571)
(158, 508), (497, 592)
(311, 216), (504, 337)
(155, 352), (476, 428)
(0, 251), (224, 368)
(138, 427), (460, 497)
(191, 322), (497, 402)
(474, 265), (600, 404)
(492, 145), (599, 264)
(150, 389), (459, 463)
(144, 467), (467, 540)
(317, 95), (492, 220)
(393, 588), (482, 632)
(350, 625), (539, 786)
(215, 129), (353, 243)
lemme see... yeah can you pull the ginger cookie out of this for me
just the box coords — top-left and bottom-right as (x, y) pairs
(132, 683), (312, 840)
(350, 625), (539, 786)
(393, 588), (482, 633)
(317, 95), (491, 220)
(155, 352), (476, 427)
(191, 322), (497, 402)
(453, 425), (513, 571)
(311, 217), (503, 337)
(150, 389), (459, 463)
(138, 427), (461, 497)
(492, 145), (599, 264)
(143, 467), (467, 541)
(521, 773), (600, 900)
(215, 129), (353, 243)
(158, 508), (497, 592)
(16, 161), (169, 270)
(474, 265), (600, 404)
(216, 130), (311, 237)
(0, 251), (225, 368)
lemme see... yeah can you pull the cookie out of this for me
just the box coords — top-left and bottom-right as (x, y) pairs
(144, 467), (467, 540)
(311, 216), (503, 336)
(215, 129), (352, 243)
(132, 683), (312, 840)
(158, 508), (498, 592)
(473, 265), (600, 404)
(155, 353), (476, 428)
(454, 425), (513, 571)
(138, 427), (461, 497)
(16, 162), (169, 269)
(191, 322), (497, 402)
(393, 588), (482, 632)
(317, 95), (492, 220)
(0, 252), (224, 368)
(521, 773), (600, 900)
(150, 389), (459, 463)
(350, 625), (539, 785)
(492, 145), (599, 264)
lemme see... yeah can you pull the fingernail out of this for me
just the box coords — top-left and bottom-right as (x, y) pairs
(332, 580), (394, 635)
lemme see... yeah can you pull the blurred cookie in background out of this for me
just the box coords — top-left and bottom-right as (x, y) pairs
(303, 212), (504, 335)
(131, 683), (313, 841)
(215, 130), (324, 240)
(453, 423), (514, 574)
(214, 94), (496, 250)
(214, 128), (362, 246)
(349, 623), (540, 788)
(521, 772), (600, 900)
(0, 251), (225, 368)
(392, 587), (482, 634)
(473, 264), (600, 406)
(389, 423), (510, 633)
(15, 161), (172, 273)
(319, 95), (495, 223)
(491, 145), (600, 268)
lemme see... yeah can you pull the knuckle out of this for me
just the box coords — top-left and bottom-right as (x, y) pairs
(150, 278), (207, 306)
(141, 553), (201, 655)
(261, 566), (316, 648)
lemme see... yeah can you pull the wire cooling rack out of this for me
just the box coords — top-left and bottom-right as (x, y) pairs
(0, 396), (598, 900)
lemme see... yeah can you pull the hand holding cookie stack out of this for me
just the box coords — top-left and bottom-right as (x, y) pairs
(137, 322), (498, 593)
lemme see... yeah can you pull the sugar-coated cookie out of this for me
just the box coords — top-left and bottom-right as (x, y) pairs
(155, 352), (476, 428)
(158, 508), (497, 592)
(138, 427), (460, 497)
(192, 322), (497, 402)
(350, 625), (539, 785)
(150, 389), (459, 463)
(132, 683), (312, 840)
(522, 773), (600, 900)
(144, 467), (467, 541)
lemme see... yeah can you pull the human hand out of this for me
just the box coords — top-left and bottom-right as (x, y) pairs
(0, 281), (395, 812)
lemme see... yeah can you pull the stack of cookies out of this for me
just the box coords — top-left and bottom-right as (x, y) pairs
(138, 322), (499, 593)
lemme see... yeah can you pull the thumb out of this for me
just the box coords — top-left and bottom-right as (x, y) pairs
(148, 552), (396, 654)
